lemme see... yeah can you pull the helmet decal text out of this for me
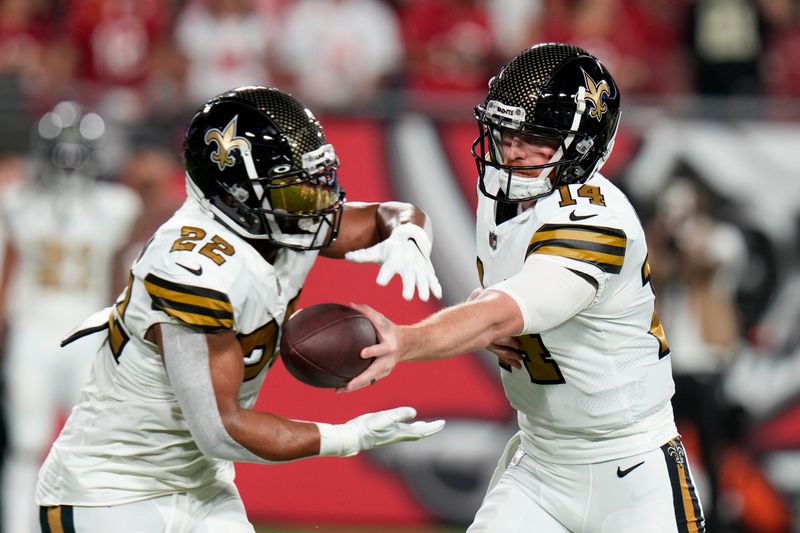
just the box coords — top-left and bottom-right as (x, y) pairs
(581, 70), (611, 121)
(204, 115), (252, 171)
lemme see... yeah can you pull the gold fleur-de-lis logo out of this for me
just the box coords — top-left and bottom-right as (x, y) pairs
(204, 115), (252, 171)
(581, 70), (611, 121)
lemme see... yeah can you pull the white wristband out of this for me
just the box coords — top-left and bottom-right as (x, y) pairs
(316, 422), (360, 457)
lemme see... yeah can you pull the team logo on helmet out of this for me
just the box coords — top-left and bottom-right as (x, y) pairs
(581, 70), (612, 121)
(204, 115), (252, 171)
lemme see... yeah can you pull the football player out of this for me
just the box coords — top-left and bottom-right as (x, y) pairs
(0, 101), (142, 533)
(344, 43), (707, 532)
(35, 87), (444, 533)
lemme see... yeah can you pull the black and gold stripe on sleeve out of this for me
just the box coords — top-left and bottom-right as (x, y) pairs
(144, 273), (234, 332)
(527, 224), (626, 274)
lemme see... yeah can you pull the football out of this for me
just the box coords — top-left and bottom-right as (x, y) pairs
(280, 303), (377, 388)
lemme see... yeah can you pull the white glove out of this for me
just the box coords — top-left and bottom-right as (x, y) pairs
(316, 406), (445, 457)
(345, 224), (442, 302)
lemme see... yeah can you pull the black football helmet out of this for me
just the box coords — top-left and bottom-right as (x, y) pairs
(33, 101), (107, 186)
(183, 86), (345, 250)
(472, 42), (621, 202)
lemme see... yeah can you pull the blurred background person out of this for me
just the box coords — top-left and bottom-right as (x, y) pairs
(645, 174), (746, 530)
(114, 144), (184, 294)
(275, 0), (403, 109)
(535, 0), (688, 96)
(63, 0), (170, 122)
(174, 0), (278, 108)
(684, 0), (767, 98)
(0, 101), (140, 533)
(484, 0), (543, 60)
(0, 152), (26, 532)
(761, 0), (800, 101)
(0, 0), (76, 146)
(398, 0), (497, 97)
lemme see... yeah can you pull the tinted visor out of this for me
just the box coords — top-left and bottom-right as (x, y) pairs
(265, 173), (342, 214)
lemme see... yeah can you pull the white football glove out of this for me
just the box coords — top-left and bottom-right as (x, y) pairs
(345, 223), (442, 301)
(316, 407), (445, 457)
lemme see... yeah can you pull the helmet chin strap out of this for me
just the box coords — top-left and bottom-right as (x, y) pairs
(506, 172), (552, 198)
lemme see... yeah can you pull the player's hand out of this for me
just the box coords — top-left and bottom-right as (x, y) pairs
(487, 336), (523, 369)
(317, 407), (445, 457)
(339, 303), (400, 392)
(345, 224), (442, 302)
(467, 287), (484, 301)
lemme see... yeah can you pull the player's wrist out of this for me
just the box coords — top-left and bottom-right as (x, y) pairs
(397, 324), (424, 362)
(315, 422), (360, 457)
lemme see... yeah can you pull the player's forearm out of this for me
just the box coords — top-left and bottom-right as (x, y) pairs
(159, 324), (320, 464)
(398, 290), (522, 362)
(222, 409), (322, 461)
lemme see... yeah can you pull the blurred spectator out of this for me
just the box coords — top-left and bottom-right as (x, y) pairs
(762, 0), (800, 99)
(537, 0), (687, 95)
(114, 145), (184, 292)
(0, 0), (50, 90)
(175, 0), (277, 108)
(64, 0), (173, 121)
(275, 0), (403, 109)
(0, 101), (140, 533)
(725, 257), (800, 531)
(0, 0), (77, 132)
(684, 0), (767, 96)
(485, 0), (543, 59)
(398, 0), (496, 94)
(646, 175), (747, 530)
(0, 153), (24, 532)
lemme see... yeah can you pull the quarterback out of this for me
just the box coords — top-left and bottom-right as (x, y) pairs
(345, 44), (706, 532)
(35, 87), (444, 532)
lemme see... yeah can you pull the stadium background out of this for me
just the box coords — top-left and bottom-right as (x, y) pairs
(1, 0), (800, 532)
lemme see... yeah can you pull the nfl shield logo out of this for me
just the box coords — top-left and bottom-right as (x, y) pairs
(489, 231), (497, 250)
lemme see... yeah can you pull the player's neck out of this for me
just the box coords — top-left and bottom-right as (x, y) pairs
(495, 199), (536, 225)
(244, 237), (281, 264)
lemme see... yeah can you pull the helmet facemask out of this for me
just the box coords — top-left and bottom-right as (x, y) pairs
(33, 101), (107, 189)
(210, 142), (345, 250)
(472, 92), (597, 203)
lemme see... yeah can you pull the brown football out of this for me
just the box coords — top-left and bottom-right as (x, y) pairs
(280, 303), (377, 388)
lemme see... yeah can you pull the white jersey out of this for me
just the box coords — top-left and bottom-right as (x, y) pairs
(37, 198), (317, 506)
(0, 179), (141, 333)
(476, 170), (677, 464)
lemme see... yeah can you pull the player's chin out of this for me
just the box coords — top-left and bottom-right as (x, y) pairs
(511, 170), (542, 179)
